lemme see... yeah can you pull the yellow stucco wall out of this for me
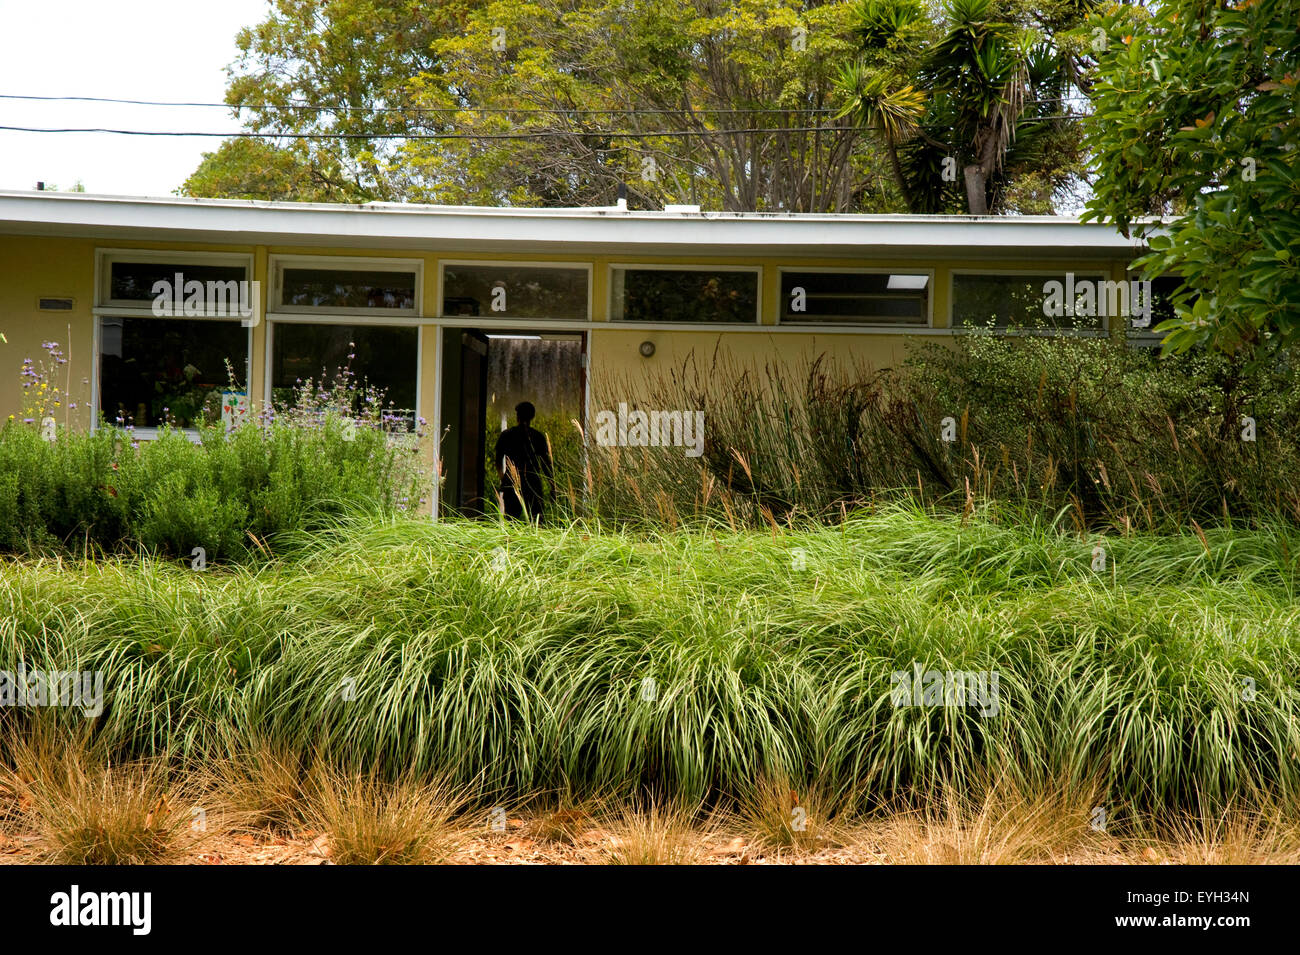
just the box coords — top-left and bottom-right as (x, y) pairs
(0, 236), (98, 427)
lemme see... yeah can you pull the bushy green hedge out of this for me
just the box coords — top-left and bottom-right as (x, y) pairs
(0, 421), (427, 560)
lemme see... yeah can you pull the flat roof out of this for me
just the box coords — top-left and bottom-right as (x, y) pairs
(0, 190), (1154, 258)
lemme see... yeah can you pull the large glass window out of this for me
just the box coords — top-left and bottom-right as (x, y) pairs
(952, 272), (1109, 330)
(278, 265), (417, 312)
(271, 323), (419, 427)
(99, 318), (247, 429)
(441, 264), (588, 319)
(780, 270), (929, 325)
(611, 267), (758, 323)
(108, 261), (248, 305)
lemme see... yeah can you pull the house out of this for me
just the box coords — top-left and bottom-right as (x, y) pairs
(0, 190), (1164, 516)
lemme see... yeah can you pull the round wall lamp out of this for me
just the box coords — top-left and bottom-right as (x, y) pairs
(638, 340), (656, 358)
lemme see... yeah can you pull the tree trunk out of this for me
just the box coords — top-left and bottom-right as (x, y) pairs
(887, 140), (915, 212)
(963, 165), (988, 215)
(964, 128), (1001, 215)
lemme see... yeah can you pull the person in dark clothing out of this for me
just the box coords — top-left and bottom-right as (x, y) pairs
(494, 401), (554, 522)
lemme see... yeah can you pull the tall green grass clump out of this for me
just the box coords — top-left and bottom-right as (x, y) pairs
(3, 506), (1298, 814)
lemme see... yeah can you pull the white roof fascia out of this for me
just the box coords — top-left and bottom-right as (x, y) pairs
(0, 190), (1160, 258)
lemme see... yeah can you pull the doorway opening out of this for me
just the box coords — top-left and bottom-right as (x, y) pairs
(439, 329), (586, 518)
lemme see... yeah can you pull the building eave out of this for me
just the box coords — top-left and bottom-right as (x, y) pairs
(0, 190), (1163, 258)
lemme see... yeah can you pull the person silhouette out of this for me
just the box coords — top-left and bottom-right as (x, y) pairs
(494, 401), (554, 522)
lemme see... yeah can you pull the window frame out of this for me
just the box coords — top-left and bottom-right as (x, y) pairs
(92, 248), (256, 438)
(948, 267), (1114, 335)
(270, 254), (424, 317)
(96, 247), (255, 314)
(262, 317), (423, 431)
(607, 262), (763, 326)
(775, 266), (935, 329)
(1126, 270), (1189, 341)
(92, 315), (254, 440)
(437, 259), (594, 322)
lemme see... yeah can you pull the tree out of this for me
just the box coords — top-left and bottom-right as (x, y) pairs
(408, 0), (865, 211)
(179, 138), (359, 202)
(1082, 0), (1300, 357)
(197, 0), (1092, 212)
(207, 0), (481, 202)
(837, 0), (1094, 214)
(834, 0), (933, 211)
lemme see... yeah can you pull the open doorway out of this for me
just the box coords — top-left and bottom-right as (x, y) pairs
(439, 329), (586, 518)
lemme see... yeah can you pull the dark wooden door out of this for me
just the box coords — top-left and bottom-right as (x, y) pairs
(458, 331), (489, 514)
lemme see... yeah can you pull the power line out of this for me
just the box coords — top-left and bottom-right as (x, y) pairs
(0, 112), (1085, 141)
(0, 125), (866, 140)
(0, 92), (1090, 113)
(0, 93), (839, 115)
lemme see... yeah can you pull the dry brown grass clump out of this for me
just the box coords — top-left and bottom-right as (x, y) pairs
(195, 742), (316, 836)
(2, 731), (195, 865)
(600, 802), (710, 865)
(307, 770), (466, 865)
(735, 776), (844, 856)
(1131, 800), (1300, 866)
(863, 781), (1112, 865)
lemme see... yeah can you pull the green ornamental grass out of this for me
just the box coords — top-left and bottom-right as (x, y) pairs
(3, 504), (1297, 813)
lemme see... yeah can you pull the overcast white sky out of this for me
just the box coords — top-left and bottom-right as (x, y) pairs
(0, 0), (271, 196)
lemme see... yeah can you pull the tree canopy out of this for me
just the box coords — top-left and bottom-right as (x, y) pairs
(838, 0), (1094, 214)
(183, 0), (1095, 214)
(1083, 0), (1300, 356)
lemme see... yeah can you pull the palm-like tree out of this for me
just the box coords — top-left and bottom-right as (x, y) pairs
(835, 63), (927, 211)
(928, 0), (1032, 214)
(838, 0), (1082, 215)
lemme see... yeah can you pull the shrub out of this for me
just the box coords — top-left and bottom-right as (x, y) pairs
(583, 336), (1300, 531)
(0, 365), (430, 561)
